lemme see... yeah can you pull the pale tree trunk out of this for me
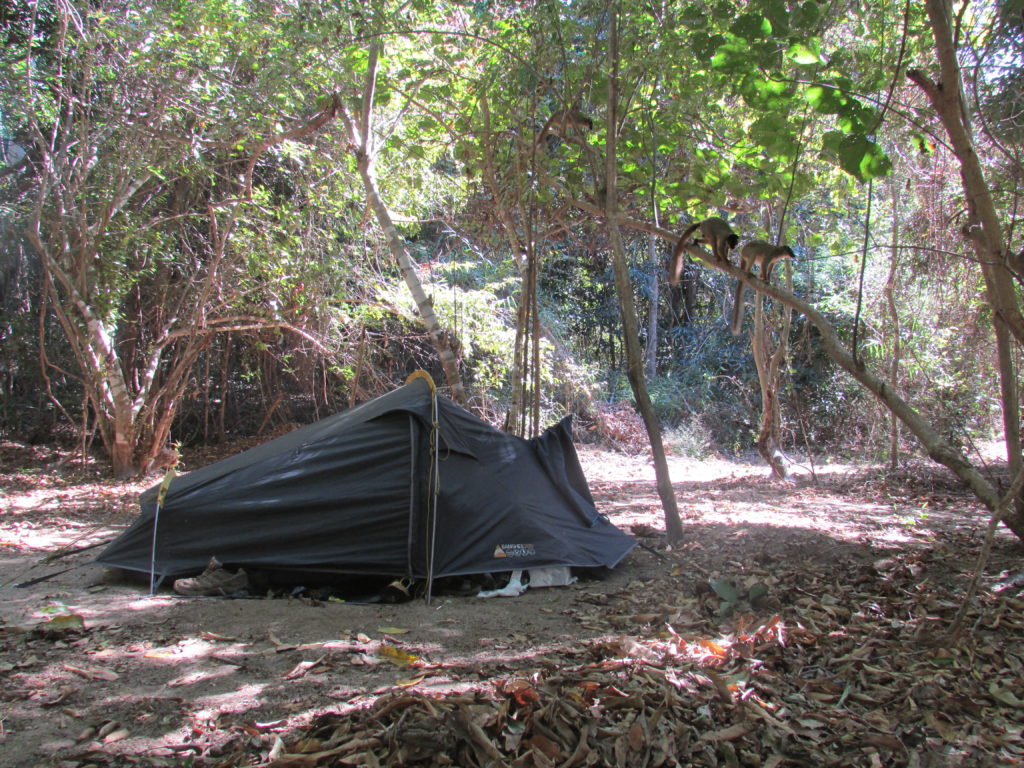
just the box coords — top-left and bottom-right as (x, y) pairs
(31, 242), (140, 478)
(749, 262), (794, 479)
(908, 0), (1024, 534)
(349, 146), (468, 407)
(530, 243), (543, 435)
(32, 200), (325, 478)
(515, 240), (542, 436)
(680, 262), (697, 325)
(995, 320), (1021, 491)
(509, 281), (529, 434)
(32, 216), (225, 477)
(23, 6), (342, 478)
(746, 133), (804, 479)
(479, 94), (580, 435)
(338, 45), (467, 406)
(605, 6), (683, 543)
(645, 234), (660, 379)
(884, 181), (902, 470)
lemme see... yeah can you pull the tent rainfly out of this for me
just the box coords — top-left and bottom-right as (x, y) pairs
(96, 373), (634, 591)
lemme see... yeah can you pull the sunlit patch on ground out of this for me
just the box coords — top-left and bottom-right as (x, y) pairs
(0, 442), (1021, 765)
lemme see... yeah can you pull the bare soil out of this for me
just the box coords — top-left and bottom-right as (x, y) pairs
(1, 441), (1023, 767)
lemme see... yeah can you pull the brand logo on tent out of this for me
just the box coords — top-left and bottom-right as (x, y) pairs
(493, 543), (536, 559)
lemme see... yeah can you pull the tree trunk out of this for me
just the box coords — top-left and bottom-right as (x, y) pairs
(605, 6), (684, 543)
(509, 273), (529, 435)
(479, 95), (527, 432)
(352, 151), (468, 407)
(644, 234), (660, 379)
(750, 264), (793, 479)
(908, 0), (1024, 533)
(339, 45), (468, 406)
(23, 5), (341, 478)
(576, 208), (1024, 544)
(994, 320), (1021, 491)
(747, 264), (1024, 541)
(530, 243), (543, 436)
(884, 182), (901, 471)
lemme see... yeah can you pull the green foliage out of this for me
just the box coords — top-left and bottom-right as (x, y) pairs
(709, 577), (770, 617)
(662, 416), (714, 459)
(655, 317), (765, 452)
(376, 253), (528, 400)
(0, 0), (1011, 478)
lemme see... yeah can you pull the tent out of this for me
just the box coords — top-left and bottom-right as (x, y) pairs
(97, 373), (634, 591)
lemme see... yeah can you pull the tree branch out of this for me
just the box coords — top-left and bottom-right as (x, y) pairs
(559, 175), (1008, 518)
(243, 95), (341, 198)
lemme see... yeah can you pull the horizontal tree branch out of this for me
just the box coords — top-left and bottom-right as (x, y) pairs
(560, 188), (1003, 516)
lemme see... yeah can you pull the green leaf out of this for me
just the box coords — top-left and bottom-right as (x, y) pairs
(763, 0), (791, 35)
(805, 83), (845, 113)
(344, 48), (369, 73)
(740, 74), (793, 111)
(750, 114), (797, 157)
(836, 134), (892, 181)
(821, 130), (845, 154)
(751, 40), (784, 68)
(792, 0), (822, 29)
(748, 583), (769, 605)
(787, 41), (825, 66)
(711, 41), (750, 72)
(709, 578), (740, 604)
(691, 32), (726, 60)
(730, 13), (772, 40)
(679, 3), (709, 28)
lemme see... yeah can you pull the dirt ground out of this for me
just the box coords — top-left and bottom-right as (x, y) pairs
(1, 440), (1023, 767)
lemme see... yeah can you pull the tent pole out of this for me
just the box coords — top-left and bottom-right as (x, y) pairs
(425, 385), (440, 605)
(148, 468), (175, 595)
(407, 370), (441, 604)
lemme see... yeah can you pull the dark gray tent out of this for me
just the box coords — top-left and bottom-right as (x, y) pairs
(97, 374), (634, 588)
